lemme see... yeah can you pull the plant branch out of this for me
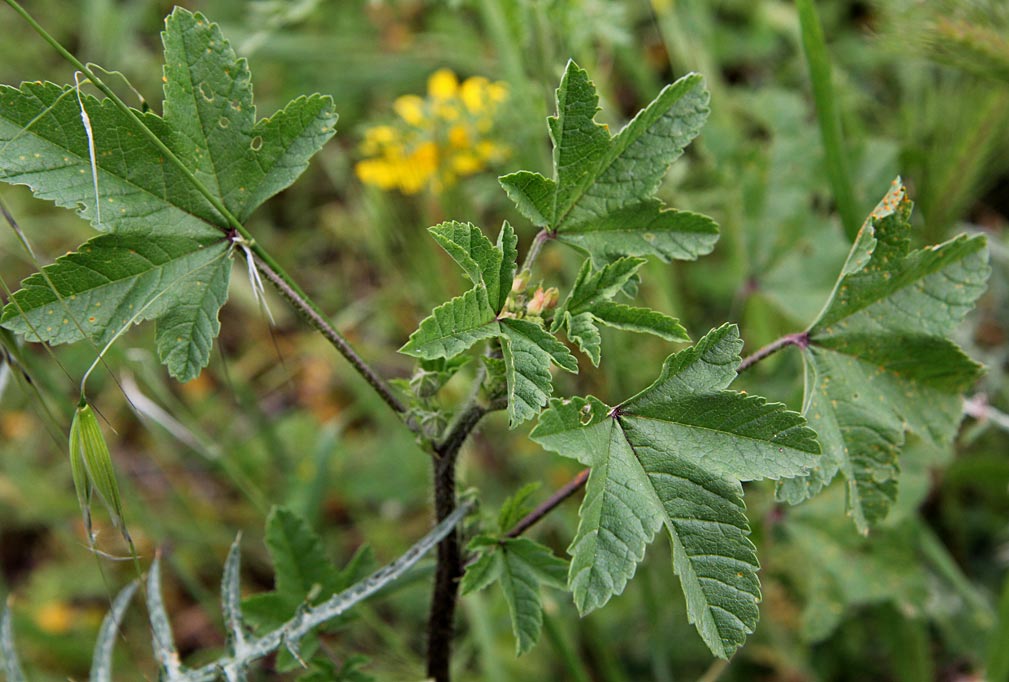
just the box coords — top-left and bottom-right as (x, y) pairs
(736, 331), (809, 374)
(5, 0), (408, 423)
(254, 255), (407, 418)
(506, 468), (589, 538)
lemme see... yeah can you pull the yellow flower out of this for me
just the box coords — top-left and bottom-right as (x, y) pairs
(393, 95), (427, 127)
(428, 68), (458, 100)
(356, 68), (511, 195)
(460, 76), (490, 114)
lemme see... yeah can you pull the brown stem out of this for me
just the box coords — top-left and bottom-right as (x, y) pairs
(253, 255), (409, 420)
(506, 468), (589, 538)
(425, 399), (499, 681)
(736, 331), (809, 374)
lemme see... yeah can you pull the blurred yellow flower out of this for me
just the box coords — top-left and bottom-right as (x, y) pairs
(35, 601), (74, 634)
(356, 68), (510, 195)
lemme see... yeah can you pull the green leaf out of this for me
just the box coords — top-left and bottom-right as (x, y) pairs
(0, 234), (230, 381)
(0, 7), (337, 380)
(500, 61), (718, 264)
(779, 181), (990, 532)
(263, 507), (343, 600)
(401, 223), (576, 426)
(500, 318), (577, 427)
(531, 324), (820, 658)
(779, 486), (931, 643)
(461, 536), (568, 655)
(496, 482), (541, 532)
(399, 286), (499, 360)
(554, 257), (688, 365)
(429, 221), (517, 311)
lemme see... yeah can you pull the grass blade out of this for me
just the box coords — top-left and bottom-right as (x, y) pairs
(795, 0), (860, 240)
(147, 556), (184, 678)
(90, 581), (139, 682)
(0, 603), (26, 682)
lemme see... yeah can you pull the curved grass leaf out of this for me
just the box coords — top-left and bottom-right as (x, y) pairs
(147, 556), (183, 678)
(0, 235), (231, 381)
(222, 535), (249, 657)
(90, 581), (139, 682)
(779, 181), (991, 532)
(500, 61), (718, 264)
(531, 324), (820, 658)
(0, 8), (336, 381)
(0, 604), (26, 682)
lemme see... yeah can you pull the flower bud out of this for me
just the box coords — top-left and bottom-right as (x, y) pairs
(511, 271), (530, 294)
(527, 287), (559, 316)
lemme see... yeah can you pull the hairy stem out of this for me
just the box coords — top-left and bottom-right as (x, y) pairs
(736, 331), (809, 374)
(5, 0), (407, 423)
(254, 255), (407, 418)
(426, 393), (504, 681)
(506, 468), (589, 538)
(519, 229), (552, 274)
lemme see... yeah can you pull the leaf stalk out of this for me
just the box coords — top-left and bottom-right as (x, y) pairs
(736, 331), (809, 373)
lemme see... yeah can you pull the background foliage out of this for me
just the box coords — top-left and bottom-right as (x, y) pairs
(0, 0), (1006, 680)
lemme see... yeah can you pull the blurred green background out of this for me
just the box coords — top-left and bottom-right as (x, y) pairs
(1, 0), (1007, 679)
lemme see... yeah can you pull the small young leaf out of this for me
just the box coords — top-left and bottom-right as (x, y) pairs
(779, 181), (990, 532)
(429, 221), (516, 311)
(531, 324), (820, 658)
(499, 318), (577, 427)
(401, 222), (577, 426)
(554, 258), (688, 365)
(496, 482), (542, 532)
(263, 507), (342, 599)
(399, 286), (499, 360)
(500, 61), (718, 264)
(462, 537), (568, 655)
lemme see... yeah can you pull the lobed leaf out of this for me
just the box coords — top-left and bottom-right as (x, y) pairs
(779, 181), (990, 532)
(0, 235), (230, 381)
(500, 61), (719, 264)
(462, 536), (568, 655)
(0, 8), (336, 381)
(500, 318), (577, 428)
(531, 324), (820, 658)
(554, 257), (688, 365)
